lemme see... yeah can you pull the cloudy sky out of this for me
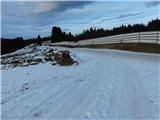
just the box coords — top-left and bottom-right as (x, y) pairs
(1, 0), (160, 39)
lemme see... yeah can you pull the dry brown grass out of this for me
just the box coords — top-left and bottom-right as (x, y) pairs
(51, 43), (160, 54)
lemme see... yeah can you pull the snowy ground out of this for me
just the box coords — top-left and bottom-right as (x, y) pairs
(1, 46), (160, 120)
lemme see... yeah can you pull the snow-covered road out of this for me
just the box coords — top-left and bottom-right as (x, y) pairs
(1, 47), (160, 120)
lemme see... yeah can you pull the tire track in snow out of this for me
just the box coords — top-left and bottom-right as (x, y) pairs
(47, 74), (99, 119)
(46, 54), (117, 119)
(1, 77), (59, 105)
(20, 78), (85, 120)
(106, 61), (155, 119)
(2, 77), (77, 119)
(21, 54), (101, 119)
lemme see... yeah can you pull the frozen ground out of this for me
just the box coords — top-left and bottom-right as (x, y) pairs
(1, 46), (160, 120)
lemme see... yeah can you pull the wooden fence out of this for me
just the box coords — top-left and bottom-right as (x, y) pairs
(48, 31), (160, 46)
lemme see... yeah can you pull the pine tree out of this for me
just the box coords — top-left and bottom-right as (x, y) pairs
(37, 35), (42, 46)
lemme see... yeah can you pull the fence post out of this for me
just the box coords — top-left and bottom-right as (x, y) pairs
(156, 31), (159, 44)
(138, 32), (140, 43)
(120, 38), (123, 43)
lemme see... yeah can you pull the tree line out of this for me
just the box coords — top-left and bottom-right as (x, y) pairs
(51, 18), (160, 42)
(1, 18), (160, 54)
(1, 35), (51, 54)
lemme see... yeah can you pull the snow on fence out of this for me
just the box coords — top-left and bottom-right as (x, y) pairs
(47, 31), (160, 46)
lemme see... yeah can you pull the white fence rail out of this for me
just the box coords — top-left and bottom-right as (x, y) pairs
(48, 31), (160, 46)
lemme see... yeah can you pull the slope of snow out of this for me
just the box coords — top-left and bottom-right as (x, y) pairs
(1, 46), (160, 119)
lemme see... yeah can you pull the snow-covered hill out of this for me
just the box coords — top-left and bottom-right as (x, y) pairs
(1, 45), (159, 119)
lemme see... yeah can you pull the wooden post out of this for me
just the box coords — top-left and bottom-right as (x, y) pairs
(138, 32), (140, 43)
(157, 31), (159, 44)
(120, 38), (123, 43)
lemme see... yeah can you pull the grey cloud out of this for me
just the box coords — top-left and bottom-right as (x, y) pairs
(2, 1), (93, 17)
(99, 12), (144, 23)
(145, 1), (160, 7)
(34, 1), (93, 15)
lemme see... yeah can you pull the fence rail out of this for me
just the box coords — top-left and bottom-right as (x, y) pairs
(48, 31), (160, 46)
